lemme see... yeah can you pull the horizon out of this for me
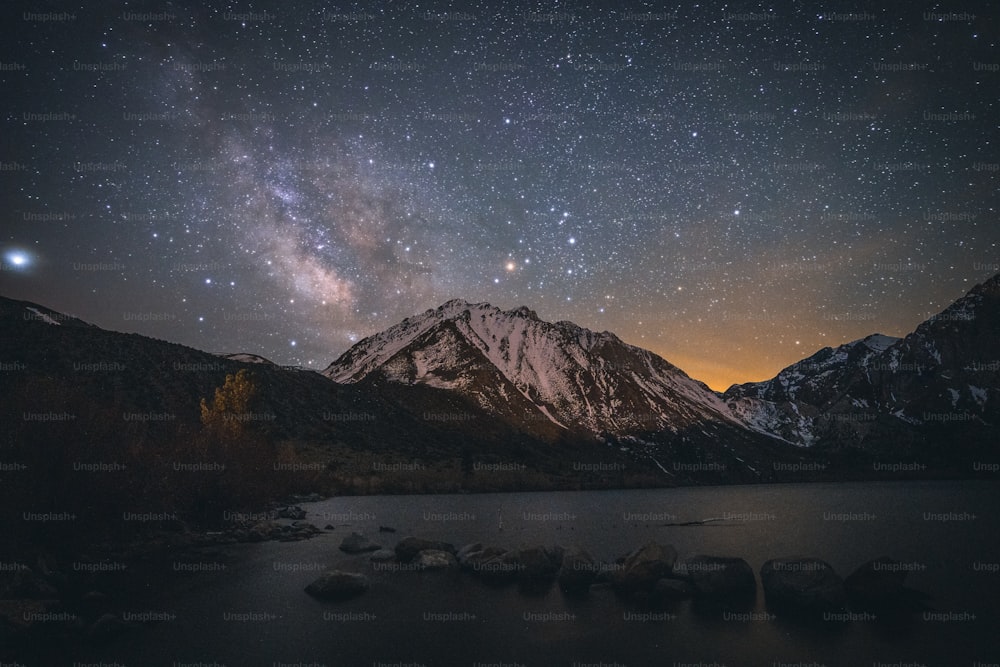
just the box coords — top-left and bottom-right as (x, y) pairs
(3, 269), (993, 392)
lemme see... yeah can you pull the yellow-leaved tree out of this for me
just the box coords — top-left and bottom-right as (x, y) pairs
(200, 368), (256, 445)
(191, 369), (275, 520)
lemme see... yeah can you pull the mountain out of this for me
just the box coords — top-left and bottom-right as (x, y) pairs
(324, 299), (810, 480)
(0, 294), (713, 518)
(725, 273), (1000, 465)
(4, 269), (997, 513)
(725, 333), (901, 446)
(325, 299), (739, 435)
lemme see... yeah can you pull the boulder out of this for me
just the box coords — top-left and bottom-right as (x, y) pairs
(465, 547), (519, 582)
(680, 555), (756, 603)
(611, 542), (678, 592)
(557, 547), (599, 592)
(277, 522), (321, 541)
(87, 613), (127, 644)
(369, 549), (396, 562)
(339, 532), (382, 554)
(460, 546), (506, 569)
(276, 506), (307, 520)
(456, 543), (484, 566)
(415, 550), (458, 570)
(761, 557), (847, 615)
(509, 545), (563, 580)
(394, 536), (456, 563)
(246, 521), (281, 542)
(304, 571), (370, 600)
(844, 557), (913, 609)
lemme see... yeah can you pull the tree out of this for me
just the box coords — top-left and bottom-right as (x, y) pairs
(200, 369), (256, 444)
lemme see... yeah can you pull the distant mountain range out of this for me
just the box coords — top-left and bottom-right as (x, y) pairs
(725, 273), (999, 466)
(1, 273), (997, 498)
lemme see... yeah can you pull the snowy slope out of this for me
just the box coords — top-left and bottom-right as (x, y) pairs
(324, 300), (742, 437)
(724, 273), (1000, 448)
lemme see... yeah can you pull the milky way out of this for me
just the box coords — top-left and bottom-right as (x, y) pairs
(1, 2), (998, 388)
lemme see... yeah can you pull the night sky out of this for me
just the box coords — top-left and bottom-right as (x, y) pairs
(2, 1), (997, 390)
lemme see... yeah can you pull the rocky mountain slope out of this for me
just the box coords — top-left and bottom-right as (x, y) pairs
(724, 273), (1000, 464)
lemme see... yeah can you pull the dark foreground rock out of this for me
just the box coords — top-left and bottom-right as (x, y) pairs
(558, 547), (599, 592)
(339, 532), (382, 554)
(680, 555), (756, 604)
(304, 571), (370, 600)
(611, 541), (678, 592)
(87, 612), (128, 644)
(456, 543), (484, 566)
(761, 557), (847, 615)
(394, 537), (457, 563)
(506, 545), (564, 581)
(238, 520), (321, 543)
(844, 557), (929, 611)
(460, 546), (519, 582)
(276, 506), (307, 520)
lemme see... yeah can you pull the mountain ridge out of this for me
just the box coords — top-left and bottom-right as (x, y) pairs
(323, 298), (742, 440)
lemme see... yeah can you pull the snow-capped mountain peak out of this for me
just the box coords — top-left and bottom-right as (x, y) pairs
(323, 300), (741, 437)
(724, 272), (1000, 448)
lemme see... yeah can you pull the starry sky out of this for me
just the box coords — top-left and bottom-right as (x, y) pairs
(1, 1), (998, 390)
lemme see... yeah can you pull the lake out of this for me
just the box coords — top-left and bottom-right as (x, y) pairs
(65, 481), (1000, 666)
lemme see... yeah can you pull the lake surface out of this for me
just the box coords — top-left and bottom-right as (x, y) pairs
(66, 481), (1000, 666)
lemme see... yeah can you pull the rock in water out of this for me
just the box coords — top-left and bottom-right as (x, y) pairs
(415, 550), (458, 570)
(844, 557), (912, 609)
(394, 536), (457, 563)
(369, 549), (396, 562)
(558, 547), (599, 592)
(276, 506), (307, 520)
(680, 555), (756, 604)
(509, 545), (563, 581)
(339, 532), (382, 554)
(611, 541), (678, 592)
(465, 548), (520, 582)
(760, 557), (847, 615)
(456, 543), (484, 567)
(304, 571), (369, 600)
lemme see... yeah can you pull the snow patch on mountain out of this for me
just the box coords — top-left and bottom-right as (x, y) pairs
(224, 353), (276, 365)
(25, 307), (61, 326)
